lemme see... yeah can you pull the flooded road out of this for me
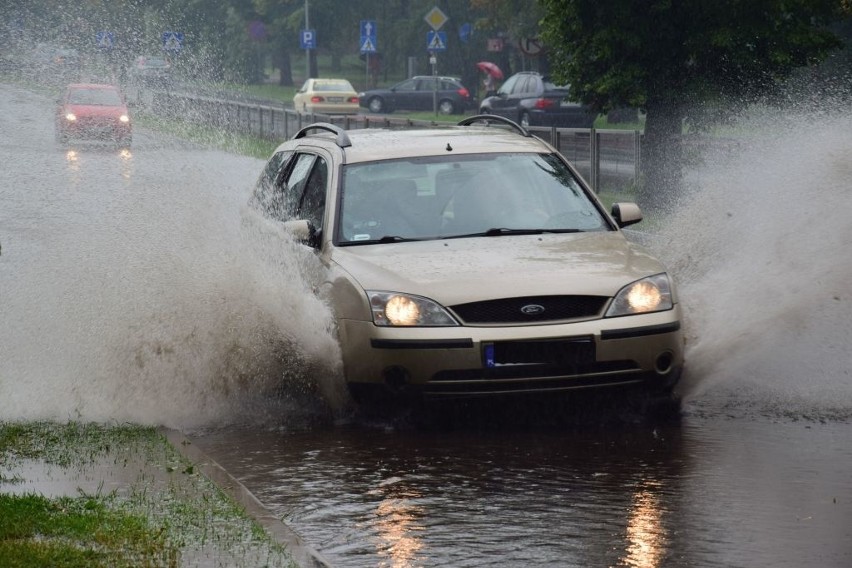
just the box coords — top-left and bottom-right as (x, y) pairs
(190, 410), (852, 568)
(2, 82), (852, 567)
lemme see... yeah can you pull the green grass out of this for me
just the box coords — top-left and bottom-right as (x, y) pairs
(0, 421), (296, 568)
(0, 493), (174, 568)
(135, 112), (279, 159)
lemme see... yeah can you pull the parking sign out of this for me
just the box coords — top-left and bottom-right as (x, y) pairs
(300, 29), (316, 50)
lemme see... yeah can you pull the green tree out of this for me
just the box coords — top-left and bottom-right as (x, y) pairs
(539, 0), (847, 207)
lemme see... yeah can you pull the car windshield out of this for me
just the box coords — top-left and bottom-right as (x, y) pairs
(336, 153), (608, 244)
(138, 57), (169, 68)
(68, 88), (122, 106)
(314, 80), (354, 92)
(542, 79), (570, 91)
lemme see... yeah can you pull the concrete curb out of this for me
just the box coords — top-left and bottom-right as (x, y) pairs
(160, 428), (332, 568)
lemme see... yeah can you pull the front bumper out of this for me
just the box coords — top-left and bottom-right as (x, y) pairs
(304, 103), (359, 115)
(339, 307), (684, 398)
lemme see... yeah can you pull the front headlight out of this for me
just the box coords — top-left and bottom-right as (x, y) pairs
(65, 112), (76, 121)
(119, 114), (130, 123)
(367, 291), (459, 327)
(605, 273), (673, 317)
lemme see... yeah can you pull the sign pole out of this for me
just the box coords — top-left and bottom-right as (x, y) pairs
(304, 0), (310, 80)
(431, 53), (438, 115)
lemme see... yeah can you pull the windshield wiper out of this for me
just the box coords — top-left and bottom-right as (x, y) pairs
(377, 235), (418, 243)
(444, 227), (583, 239)
(338, 235), (426, 246)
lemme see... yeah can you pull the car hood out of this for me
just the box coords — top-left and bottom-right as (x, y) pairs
(64, 104), (128, 118)
(329, 232), (668, 305)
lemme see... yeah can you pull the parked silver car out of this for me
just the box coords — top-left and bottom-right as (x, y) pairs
(250, 116), (683, 404)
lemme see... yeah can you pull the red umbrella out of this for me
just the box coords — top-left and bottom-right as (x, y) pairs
(476, 61), (503, 80)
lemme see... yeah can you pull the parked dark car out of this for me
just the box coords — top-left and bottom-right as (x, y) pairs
(358, 76), (473, 115)
(479, 71), (597, 128)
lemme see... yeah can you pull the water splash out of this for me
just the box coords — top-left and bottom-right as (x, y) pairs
(655, 104), (852, 419)
(0, 136), (345, 430)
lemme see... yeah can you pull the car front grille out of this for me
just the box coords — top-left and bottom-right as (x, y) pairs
(77, 117), (117, 128)
(449, 295), (608, 324)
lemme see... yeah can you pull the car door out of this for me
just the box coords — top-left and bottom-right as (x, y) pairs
(489, 74), (522, 119)
(414, 77), (437, 111)
(389, 78), (418, 110)
(508, 75), (536, 121)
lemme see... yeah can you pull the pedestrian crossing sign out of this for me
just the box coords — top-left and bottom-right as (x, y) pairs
(162, 31), (184, 52)
(427, 30), (447, 51)
(360, 37), (376, 53)
(96, 31), (114, 49)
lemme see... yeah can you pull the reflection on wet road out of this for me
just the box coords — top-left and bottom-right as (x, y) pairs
(190, 410), (852, 567)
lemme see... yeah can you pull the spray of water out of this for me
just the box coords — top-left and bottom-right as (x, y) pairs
(655, 103), (852, 420)
(0, 134), (346, 430)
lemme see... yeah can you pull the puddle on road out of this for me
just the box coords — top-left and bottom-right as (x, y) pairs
(191, 411), (852, 568)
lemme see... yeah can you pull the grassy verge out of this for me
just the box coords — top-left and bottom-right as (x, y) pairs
(0, 421), (296, 568)
(134, 112), (279, 160)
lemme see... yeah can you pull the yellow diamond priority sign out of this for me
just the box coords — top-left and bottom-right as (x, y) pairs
(424, 6), (448, 31)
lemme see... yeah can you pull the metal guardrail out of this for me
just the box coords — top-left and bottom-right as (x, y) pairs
(146, 89), (642, 192)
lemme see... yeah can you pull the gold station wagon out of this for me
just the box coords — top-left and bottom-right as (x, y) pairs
(250, 116), (684, 403)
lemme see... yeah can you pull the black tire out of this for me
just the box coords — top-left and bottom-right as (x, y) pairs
(438, 99), (455, 115)
(368, 97), (386, 113)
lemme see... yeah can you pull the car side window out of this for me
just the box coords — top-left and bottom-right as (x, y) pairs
(283, 154), (316, 218)
(251, 150), (293, 219)
(298, 157), (328, 234)
(497, 74), (519, 95)
(396, 79), (417, 91)
(511, 76), (531, 95)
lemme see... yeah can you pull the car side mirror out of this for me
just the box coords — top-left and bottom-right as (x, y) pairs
(611, 202), (643, 228)
(283, 219), (322, 248)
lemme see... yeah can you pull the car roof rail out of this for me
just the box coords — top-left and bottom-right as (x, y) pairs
(457, 114), (531, 137)
(293, 122), (352, 148)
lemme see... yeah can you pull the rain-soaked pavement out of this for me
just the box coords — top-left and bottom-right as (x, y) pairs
(188, 405), (852, 568)
(2, 82), (852, 567)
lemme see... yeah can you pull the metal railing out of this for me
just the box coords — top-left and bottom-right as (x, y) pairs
(147, 89), (642, 192)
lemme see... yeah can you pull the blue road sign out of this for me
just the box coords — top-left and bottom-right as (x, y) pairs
(360, 20), (377, 40)
(162, 31), (183, 52)
(427, 30), (447, 52)
(360, 20), (377, 53)
(96, 31), (114, 49)
(459, 23), (472, 43)
(300, 29), (316, 50)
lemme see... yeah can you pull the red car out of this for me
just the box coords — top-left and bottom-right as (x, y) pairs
(55, 83), (132, 146)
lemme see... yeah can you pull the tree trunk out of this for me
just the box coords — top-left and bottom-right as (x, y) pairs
(309, 51), (318, 79)
(275, 48), (293, 86)
(640, 101), (685, 212)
